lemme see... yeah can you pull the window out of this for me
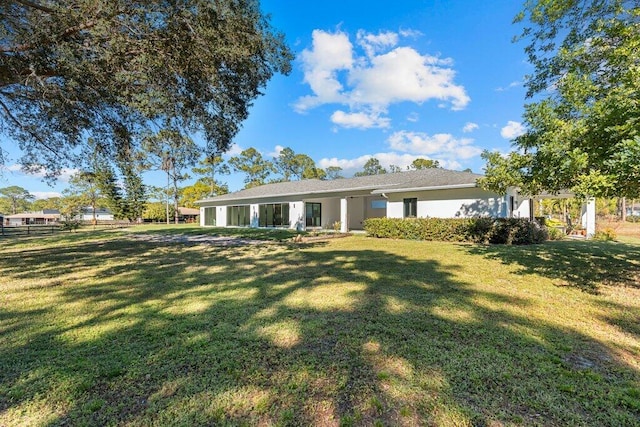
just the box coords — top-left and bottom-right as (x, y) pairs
(203, 207), (216, 226)
(403, 198), (417, 218)
(226, 205), (250, 227)
(305, 202), (321, 227)
(259, 203), (290, 227)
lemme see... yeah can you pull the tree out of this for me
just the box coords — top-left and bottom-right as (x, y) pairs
(273, 147), (321, 181)
(388, 165), (403, 173)
(410, 158), (440, 170)
(324, 166), (344, 180)
(143, 202), (176, 223)
(482, 1), (640, 198)
(31, 197), (62, 211)
(142, 129), (199, 224)
(301, 167), (327, 180)
(354, 158), (387, 177)
(64, 172), (102, 224)
(192, 154), (230, 196)
(229, 148), (275, 188)
(0, 0), (292, 177)
(0, 186), (34, 214)
(181, 181), (228, 208)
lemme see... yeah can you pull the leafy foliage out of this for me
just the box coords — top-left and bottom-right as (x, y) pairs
(324, 166), (344, 180)
(142, 130), (199, 223)
(410, 158), (441, 170)
(0, 185), (34, 214)
(483, 0), (640, 198)
(229, 147), (275, 188)
(0, 0), (292, 176)
(364, 217), (548, 245)
(354, 158), (387, 177)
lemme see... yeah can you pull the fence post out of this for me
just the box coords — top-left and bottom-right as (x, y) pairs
(27, 226), (30, 235)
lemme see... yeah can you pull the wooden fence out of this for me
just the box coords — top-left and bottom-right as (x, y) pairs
(0, 221), (135, 237)
(0, 224), (61, 237)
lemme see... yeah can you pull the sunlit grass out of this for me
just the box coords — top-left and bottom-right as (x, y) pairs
(0, 231), (639, 425)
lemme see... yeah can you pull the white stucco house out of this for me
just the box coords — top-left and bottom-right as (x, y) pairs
(196, 168), (596, 236)
(78, 207), (114, 222)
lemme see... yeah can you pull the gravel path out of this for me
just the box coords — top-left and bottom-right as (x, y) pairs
(128, 233), (268, 246)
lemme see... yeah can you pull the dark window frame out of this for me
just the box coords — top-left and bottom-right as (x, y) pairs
(258, 203), (290, 228)
(403, 198), (417, 218)
(305, 202), (322, 227)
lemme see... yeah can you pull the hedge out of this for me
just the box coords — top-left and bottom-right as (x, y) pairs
(363, 217), (548, 245)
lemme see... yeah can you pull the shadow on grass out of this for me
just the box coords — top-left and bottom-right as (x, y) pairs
(463, 240), (640, 294)
(0, 235), (639, 425)
(131, 224), (301, 241)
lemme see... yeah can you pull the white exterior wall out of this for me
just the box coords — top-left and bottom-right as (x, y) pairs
(80, 213), (114, 221)
(505, 188), (532, 218)
(289, 201), (304, 230)
(581, 198), (596, 238)
(387, 188), (504, 218)
(216, 205), (227, 227)
(200, 207), (205, 226)
(387, 201), (404, 218)
(250, 204), (260, 228)
(304, 197), (341, 229)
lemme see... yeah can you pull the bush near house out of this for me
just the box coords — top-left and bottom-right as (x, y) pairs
(364, 217), (548, 245)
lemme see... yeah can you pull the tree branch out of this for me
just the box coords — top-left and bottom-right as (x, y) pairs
(0, 96), (62, 159)
(14, 0), (55, 14)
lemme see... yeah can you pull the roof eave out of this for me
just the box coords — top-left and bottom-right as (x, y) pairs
(371, 183), (478, 194)
(195, 183), (396, 205)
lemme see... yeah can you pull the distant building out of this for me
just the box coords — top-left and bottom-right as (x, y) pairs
(5, 211), (61, 226)
(78, 207), (114, 222)
(178, 207), (200, 223)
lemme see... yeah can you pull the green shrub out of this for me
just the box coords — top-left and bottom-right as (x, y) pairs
(61, 220), (81, 231)
(626, 216), (640, 223)
(547, 227), (565, 241)
(594, 227), (617, 241)
(489, 218), (548, 245)
(364, 217), (548, 245)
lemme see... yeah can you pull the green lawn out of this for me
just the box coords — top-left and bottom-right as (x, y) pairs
(1, 228), (639, 426)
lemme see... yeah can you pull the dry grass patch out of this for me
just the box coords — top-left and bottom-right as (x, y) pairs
(0, 230), (639, 426)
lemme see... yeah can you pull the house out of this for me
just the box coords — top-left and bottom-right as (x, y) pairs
(196, 168), (537, 232)
(4, 210), (61, 226)
(78, 207), (114, 222)
(178, 207), (200, 223)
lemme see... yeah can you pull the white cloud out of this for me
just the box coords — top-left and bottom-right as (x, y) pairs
(294, 30), (353, 112)
(4, 164), (78, 182)
(224, 143), (244, 157)
(406, 112), (419, 122)
(357, 30), (399, 58)
(399, 28), (424, 38)
(268, 145), (285, 158)
(387, 131), (482, 160)
(295, 28), (469, 129)
(500, 121), (526, 139)
(318, 152), (461, 174)
(32, 191), (62, 199)
(462, 122), (478, 133)
(330, 110), (390, 129)
(496, 81), (522, 92)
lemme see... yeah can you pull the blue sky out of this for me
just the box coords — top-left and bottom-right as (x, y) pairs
(1, 0), (530, 198)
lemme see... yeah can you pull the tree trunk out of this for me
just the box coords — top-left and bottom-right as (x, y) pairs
(621, 197), (627, 222)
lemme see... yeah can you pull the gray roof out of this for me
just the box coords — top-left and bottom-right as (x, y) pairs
(197, 168), (484, 204)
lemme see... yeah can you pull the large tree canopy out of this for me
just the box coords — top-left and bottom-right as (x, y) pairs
(0, 0), (292, 177)
(481, 0), (640, 198)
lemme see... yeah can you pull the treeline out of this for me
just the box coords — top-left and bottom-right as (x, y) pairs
(1, 144), (455, 222)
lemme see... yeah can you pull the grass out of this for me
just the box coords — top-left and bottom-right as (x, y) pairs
(0, 228), (639, 426)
